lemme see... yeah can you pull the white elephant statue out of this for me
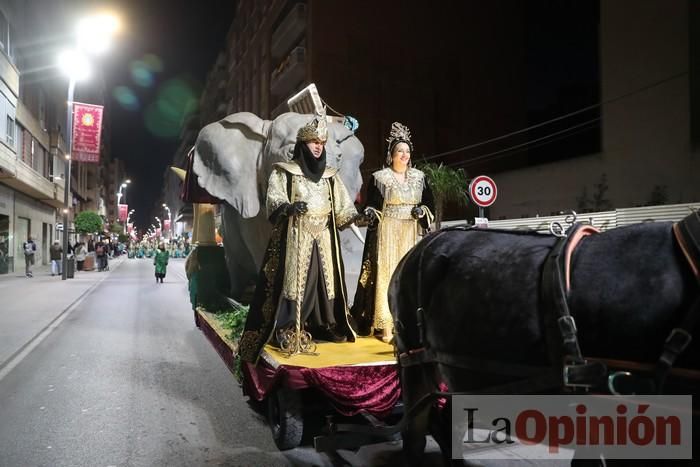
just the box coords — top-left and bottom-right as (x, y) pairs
(192, 111), (365, 301)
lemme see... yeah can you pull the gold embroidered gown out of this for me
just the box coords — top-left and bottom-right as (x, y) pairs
(239, 161), (358, 363)
(350, 167), (434, 336)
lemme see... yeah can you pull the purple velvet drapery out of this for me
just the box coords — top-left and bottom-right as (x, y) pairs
(243, 360), (401, 418)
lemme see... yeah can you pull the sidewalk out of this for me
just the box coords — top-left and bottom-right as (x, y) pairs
(0, 256), (126, 373)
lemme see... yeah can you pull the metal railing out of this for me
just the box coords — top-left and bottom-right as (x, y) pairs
(443, 202), (700, 232)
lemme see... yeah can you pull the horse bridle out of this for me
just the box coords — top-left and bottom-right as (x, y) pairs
(396, 214), (700, 396)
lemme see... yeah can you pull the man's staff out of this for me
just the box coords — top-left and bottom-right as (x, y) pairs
(279, 205), (317, 357)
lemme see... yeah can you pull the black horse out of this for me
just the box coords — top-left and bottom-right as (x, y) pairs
(389, 213), (700, 466)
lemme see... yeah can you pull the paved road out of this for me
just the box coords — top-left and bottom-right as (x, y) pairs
(0, 258), (567, 467)
(0, 258), (289, 467)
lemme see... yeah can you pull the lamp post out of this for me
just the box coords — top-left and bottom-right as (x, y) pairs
(59, 52), (87, 281)
(125, 208), (134, 234)
(116, 178), (131, 214)
(58, 13), (120, 281)
(162, 203), (172, 239)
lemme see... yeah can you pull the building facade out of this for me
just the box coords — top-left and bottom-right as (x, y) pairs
(0, 2), (64, 273)
(104, 157), (126, 226)
(177, 0), (697, 230)
(490, 0), (700, 219)
(0, 0), (112, 273)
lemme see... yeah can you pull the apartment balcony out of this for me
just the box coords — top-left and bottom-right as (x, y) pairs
(0, 155), (63, 208)
(55, 177), (65, 196)
(16, 101), (50, 150)
(270, 47), (306, 98)
(69, 173), (87, 202)
(271, 3), (307, 61)
(50, 130), (68, 156)
(0, 142), (17, 177)
(0, 50), (19, 98)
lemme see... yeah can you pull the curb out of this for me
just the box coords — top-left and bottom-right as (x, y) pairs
(0, 257), (125, 381)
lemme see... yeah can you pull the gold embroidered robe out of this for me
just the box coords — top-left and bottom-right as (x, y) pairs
(350, 167), (434, 336)
(266, 162), (357, 302)
(239, 161), (358, 363)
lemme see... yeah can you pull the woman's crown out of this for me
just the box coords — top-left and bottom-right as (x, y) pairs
(386, 122), (412, 147)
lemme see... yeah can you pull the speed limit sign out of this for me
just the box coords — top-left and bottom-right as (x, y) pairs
(468, 175), (498, 207)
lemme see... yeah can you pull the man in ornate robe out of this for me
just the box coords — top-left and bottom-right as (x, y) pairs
(239, 115), (358, 364)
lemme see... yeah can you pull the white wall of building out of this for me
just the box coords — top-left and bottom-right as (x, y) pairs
(0, 183), (56, 271)
(489, 0), (699, 220)
(0, 183), (14, 271)
(14, 191), (56, 266)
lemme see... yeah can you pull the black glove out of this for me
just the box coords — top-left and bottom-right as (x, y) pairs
(363, 207), (378, 223)
(411, 206), (424, 219)
(285, 201), (308, 217)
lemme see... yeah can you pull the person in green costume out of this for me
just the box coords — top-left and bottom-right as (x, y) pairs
(153, 243), (169, 283)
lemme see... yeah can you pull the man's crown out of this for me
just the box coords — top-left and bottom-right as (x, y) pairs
(297, 108), (328, 142)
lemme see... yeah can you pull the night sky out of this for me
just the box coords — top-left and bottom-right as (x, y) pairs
(91, 1), (598, 229)
(101, 0), (235, 229)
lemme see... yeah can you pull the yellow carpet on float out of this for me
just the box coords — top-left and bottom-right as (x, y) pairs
(200, 309), (396, 368)
(263, 337), (397, 368)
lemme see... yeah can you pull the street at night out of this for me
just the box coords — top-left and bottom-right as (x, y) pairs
(0, 259), (289, 466)
(1, 1), (698, 466)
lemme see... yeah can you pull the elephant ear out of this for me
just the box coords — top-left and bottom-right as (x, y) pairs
(192, 112), (269, 219)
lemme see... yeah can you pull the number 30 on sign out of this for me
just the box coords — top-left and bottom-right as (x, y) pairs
(468, 175), (498, 207)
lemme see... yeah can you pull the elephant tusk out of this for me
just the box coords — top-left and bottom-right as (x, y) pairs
(349, 223), (365, 245)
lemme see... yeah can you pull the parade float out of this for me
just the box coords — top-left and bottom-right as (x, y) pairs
(179, 85), (404, 451)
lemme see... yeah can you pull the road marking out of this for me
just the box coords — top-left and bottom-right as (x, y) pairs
(0, 259), (124, 382)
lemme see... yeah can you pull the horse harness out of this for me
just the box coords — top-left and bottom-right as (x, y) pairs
(397, 212), (700, 396)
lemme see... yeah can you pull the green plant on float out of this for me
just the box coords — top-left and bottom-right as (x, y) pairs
(415, 162), (470, 229)
(592, 173), (613, 212)
(214, 304), (250, 382)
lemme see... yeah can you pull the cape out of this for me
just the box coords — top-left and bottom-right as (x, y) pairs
(239, 165), (355, 364)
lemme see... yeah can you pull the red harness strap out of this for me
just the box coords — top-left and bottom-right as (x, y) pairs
(564, 225), (599, 292)
(673, 221), (700, 281)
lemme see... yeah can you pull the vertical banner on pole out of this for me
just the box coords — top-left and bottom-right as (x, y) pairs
(118, 204), (129, 222)
(156, 227), (162, 237)
(72, 102), (104, 163)
(127, 223), (133, 233)
(163, 219), (171, 231)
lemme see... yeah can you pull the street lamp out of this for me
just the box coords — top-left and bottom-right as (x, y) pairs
(162, 203), (172, 239)
(116, 178), (131, 223)
(58, 12), (119, 281)
(125, 209), (135, 234)
(58, 51), (89, 281)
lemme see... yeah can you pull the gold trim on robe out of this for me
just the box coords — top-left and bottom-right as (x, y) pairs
(372, 168), (430, 333)
(265, 162), (356, 303)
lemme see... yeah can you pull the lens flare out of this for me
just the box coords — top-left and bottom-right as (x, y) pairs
(130, 60), (154, 87)
(112, 86), (140, 111)
(144, 77), (199, 138)
(142, 54), (164, 72)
